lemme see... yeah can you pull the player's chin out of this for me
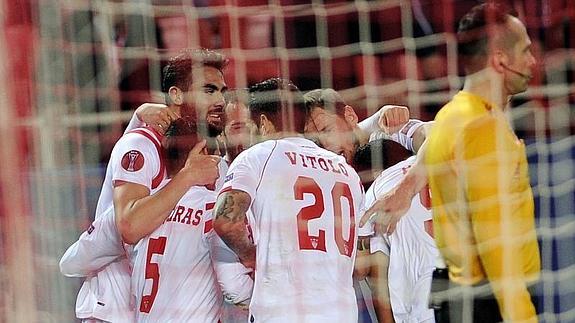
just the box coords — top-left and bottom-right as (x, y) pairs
(207, 118), (224, 134)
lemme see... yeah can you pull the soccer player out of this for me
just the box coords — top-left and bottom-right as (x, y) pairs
(302, 88), (433, 322)
(303, 88), (427, 165)
(59, 103), (179, 277)
(129, 117), (227, 322)
(60, 48), (225, 322)
(221, 88), (258, 163)
(364, 3), (541, 322)
(354, 139), (441, 323)
(213, 78), (365, 322)
(208, 89), (256, 323)
(424, 3), (540, 322)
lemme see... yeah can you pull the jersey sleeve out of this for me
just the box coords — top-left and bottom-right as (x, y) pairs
(109, 132), (161, 190)
(206, 229), (254, 305)
(124, 111), (145, 134)
(370, 119), (424, 153)
(220, 141), (276, 200)
(59, 206), (125, 277)
(357, 108), (381, 134)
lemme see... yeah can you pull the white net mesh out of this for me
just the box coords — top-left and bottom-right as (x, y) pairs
(1, 0), (574, 322)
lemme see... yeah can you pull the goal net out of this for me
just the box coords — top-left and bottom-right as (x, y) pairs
(0, 0), (573, 322)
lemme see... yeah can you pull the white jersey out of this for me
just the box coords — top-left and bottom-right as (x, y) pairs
(131, 184), (222, 322)
(362, 156), (439, 323)
(61, 126), (167, 322)
(359, 112), (424, 153)
(221, 137), (364, 322)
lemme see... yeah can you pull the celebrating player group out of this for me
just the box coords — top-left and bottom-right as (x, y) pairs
(59, 46), (431, 323)
(60, 3), (541, 322)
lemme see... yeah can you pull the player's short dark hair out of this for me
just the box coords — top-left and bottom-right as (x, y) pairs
(353, 139), (412, 189)
(248, 78), (307, 133)
(303, 88), (347, 116)
(457, 2), (517, 74)
(161, 48), (228, 104)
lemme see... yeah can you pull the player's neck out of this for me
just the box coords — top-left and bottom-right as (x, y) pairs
(168, 104), (183, 118)
(463, 68), (510, 111)
(262, 131), (304, 141)
(354, 126), (369, 146)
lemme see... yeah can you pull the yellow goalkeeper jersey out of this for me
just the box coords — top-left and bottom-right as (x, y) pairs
(425, 91), (541, 322)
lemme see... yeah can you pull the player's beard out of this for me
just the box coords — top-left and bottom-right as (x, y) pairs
(179, 103), (224, 137)
(207, 120), (223, 137)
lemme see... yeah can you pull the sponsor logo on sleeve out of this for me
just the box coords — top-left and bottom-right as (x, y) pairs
(121, 150), (144, 172)
(224, 173), (234, 183)
(401, 120), (418, 135)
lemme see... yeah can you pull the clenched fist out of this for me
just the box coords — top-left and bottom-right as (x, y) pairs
(378, 105), (410, 134)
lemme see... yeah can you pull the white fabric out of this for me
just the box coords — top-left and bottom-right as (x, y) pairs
(221, 137), (364, 322)
(207, 231), (254, 306)
(362, 156), (438, 323)
(357, 108), (381, 134)
(131, 184), (222, 322)
(60, 206), (124, 278)
(61, 125), (166, 322)
(369, 119), (424, 153)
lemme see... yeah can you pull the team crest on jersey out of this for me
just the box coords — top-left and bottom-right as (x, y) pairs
(121, 150), (144, 172)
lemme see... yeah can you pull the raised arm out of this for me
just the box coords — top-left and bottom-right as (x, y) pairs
(114, 141), (220, 244)
(124, 103), (178, 135)
(359, 123), (432, 233)
(358, 105), (409, 135)
(213, 190), (256, 270)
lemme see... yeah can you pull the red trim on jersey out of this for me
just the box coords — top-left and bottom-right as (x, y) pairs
(255, 140), (278, 193)
(129, 128), (166, 189)
(205, 202), (215, 210)
(424, 219), (434, 238)
(204, 219), (213, 234)
(113, 180), (128, 187)
(218, 186), (233, 197)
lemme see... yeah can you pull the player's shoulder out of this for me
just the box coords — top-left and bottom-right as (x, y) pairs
(379, 155), (414, 179)
(116, 127), (162, 150)
(439, 92), (495, 123)
(232, 139), (276, 163)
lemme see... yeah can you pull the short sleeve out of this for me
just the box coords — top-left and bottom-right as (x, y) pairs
(388, 119), (424, 153)
(220, 141), (276, 201)
(109, 132), (161, 190)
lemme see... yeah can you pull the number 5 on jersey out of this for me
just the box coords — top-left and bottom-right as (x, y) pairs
(140, 236), (167, 313)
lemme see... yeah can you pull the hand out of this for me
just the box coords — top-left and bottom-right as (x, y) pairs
(378, 105), (410, 134)
(135, 103), (179, 134)
(181, 140), (220, 187)
(360, 186), (412, 235)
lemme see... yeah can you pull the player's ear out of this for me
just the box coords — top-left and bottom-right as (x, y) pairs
(169, 86), (184, 105)
(343, 105), (359, 126)
(259, 114), (275, 136)
(491, 49), (508, 74)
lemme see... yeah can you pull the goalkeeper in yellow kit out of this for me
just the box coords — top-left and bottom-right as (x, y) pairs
(424, 2), (541, 322)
